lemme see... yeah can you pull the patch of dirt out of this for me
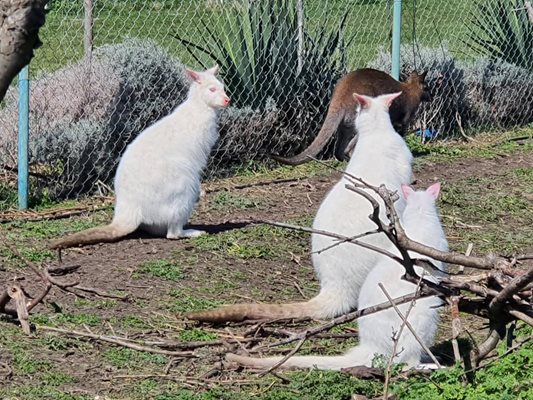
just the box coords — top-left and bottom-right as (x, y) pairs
(0, 148), (531, 398)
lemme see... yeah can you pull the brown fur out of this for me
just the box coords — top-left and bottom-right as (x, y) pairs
(49, 223), (136, 249)
(185, 299), (322, 323)
(273, 68), (429, 165)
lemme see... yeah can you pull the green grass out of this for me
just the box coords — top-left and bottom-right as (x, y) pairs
(212, 191), (266, 210)
(134, 259), (184, 281)
(407, 131), (533, 162)
(30, 0), (482, 77)
(439, 168), (533, 254)
(192, 223), (308, 260)
(0, 132), (531, 399)
(103, 347), (168, 369)
(178, 329), (218, 342)
(167, 288), (223, 314)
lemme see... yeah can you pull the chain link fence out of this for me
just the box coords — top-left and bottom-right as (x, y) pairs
(0, 0), (532, 204)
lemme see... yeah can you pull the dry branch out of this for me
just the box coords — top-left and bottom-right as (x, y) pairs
(38, 326), (197, 358)
(0, 237), (128, 332)
(228, 167), (533, 372)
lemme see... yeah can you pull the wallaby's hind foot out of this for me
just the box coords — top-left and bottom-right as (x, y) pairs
(166, 229), (206, 239)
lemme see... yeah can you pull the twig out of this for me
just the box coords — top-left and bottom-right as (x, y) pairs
(472, 322), (507, 366)
(383, 277), (421, 400)
(448, 296), (463, 365)
(257, 337), (307, 377)
(8, 285), (31, 335)
(466, 335), (533, 374)
(73, 286), (129, 301)
(38, 326), (196, 358)
(253, 290), (433, 352)
(225, 327), (250, 355)
(489, 266), (533, 315)
(378, 282), (441, 368)
(0, 203), (112, 223)
(142, 337), (259, 350)
(252, 219), (401, 264)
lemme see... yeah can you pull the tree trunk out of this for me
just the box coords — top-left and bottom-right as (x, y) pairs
(0, 0), (48, 102)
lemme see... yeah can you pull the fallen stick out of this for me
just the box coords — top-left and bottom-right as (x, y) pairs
(38, 326), (197, 358)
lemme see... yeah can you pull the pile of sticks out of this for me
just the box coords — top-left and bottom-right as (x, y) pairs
(248, 168), (532, 372)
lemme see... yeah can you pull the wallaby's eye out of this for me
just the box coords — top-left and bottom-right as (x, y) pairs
(209, 87), (217, 92)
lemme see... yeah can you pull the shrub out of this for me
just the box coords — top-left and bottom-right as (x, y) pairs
(210, 103), (279, 172)
(462, 58), (533, 129)
(466, 0), (533, 72)
(0, 59), (120, 167)
(368, 45), (468, 138)
(179, 0), (350, 158)
(0, 38), (188, 199)
(368, 45), (533, 137)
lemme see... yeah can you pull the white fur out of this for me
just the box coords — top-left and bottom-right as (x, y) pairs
(226, 183), (448, 371)
(306, 92), (413, 318)
(355, 183), (448, 368)
(111, 67), (229, 238)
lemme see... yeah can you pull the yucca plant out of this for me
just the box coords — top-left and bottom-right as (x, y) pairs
(178, 0), (350, 110)
(467, 0), (533, 72)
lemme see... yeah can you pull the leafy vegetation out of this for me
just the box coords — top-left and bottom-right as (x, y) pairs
(179, 0), (350, 110)
(467, 0), (533, 72)
(135, 259), (184, 281)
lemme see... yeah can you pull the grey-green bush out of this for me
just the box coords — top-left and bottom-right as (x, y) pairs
(463, 58), (533, 129)
(368, 46), (533, 137)
(368, 45), (468, 137)
(0, 38), (189, 199)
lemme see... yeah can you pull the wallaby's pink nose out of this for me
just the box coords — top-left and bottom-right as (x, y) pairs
(223, 96), (231, 106)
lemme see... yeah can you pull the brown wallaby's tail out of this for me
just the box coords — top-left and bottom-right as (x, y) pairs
(185, 300), (319, 323)
(49, 223), (137, 249)
(272, 105), (346, 166)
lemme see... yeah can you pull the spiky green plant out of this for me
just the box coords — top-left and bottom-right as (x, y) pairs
(467, 0), (533, 72)
(178, 0), (350, 110)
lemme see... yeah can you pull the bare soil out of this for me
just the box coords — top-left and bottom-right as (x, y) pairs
(0, 145), (531, 399)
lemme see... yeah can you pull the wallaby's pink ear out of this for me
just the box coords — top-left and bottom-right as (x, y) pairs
(353, 93), (370, 109)
(426, 182), (441, 199)
(382, 91), (402, 108)
(185, 69), (201, 82)
(401, 184), (415, 200)
(207, 65), (219, 75)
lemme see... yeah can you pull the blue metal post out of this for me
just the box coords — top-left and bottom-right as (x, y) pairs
(391, 0), (402, 80)
(18, 65), (29, 209)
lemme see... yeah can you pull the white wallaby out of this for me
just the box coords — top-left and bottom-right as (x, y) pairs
(226, 182), (448, 370)
(50, 66), (230, 249)
(186, 92), (413, 322)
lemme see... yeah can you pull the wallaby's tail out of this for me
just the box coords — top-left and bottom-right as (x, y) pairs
(272, 104), (346, 166)
(49, 222), (137, 249)
(185, 301), (317, 323)
(226, 345), (375, 371)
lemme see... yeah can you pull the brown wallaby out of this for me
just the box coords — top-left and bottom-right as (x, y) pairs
(272, 68), (430, 165)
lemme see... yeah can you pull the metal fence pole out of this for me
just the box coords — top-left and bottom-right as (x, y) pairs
(84, 0), (94, 59)
(391, 0), (402, 80)
(18, 65), (30, 210)
(297, 0), (304, 74)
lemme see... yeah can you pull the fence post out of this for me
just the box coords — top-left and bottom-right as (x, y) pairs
(296, 0), (304, 74)
(18, 65), (30, 210)
(84, 0), (94, 59)
(391, 0), (402, 80)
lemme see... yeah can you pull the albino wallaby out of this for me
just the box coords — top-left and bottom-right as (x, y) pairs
(186, 92), (413, 322)
(50, 66), (230, 249)
(273, 69), (429, 165)
(226, 182), (448, 370)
